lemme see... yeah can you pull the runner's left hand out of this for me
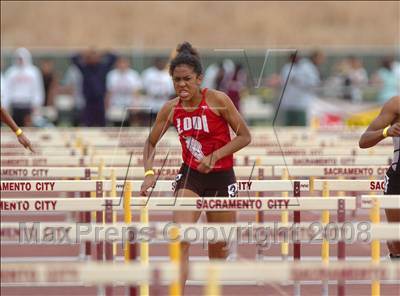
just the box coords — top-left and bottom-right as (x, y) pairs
(197, 153), (218, 174)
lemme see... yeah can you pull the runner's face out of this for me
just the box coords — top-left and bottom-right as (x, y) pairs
(172, 65), (202, 101)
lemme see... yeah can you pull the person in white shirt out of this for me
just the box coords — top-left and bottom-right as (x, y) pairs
(141, 58), (175, 117)
(346, 56), (368, 103)
(106, 57), (142, 126)
(3, 48), (44, 126)
(392, 59), (400, 95)
(1, 72), (6, 103)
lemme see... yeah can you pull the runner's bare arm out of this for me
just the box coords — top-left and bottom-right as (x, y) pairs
(143, 100), (175, 171)
(141, 100), (175, 195)
(0, 107), (34, 152)
(211, 92), (251, 160)
(359, 96), (400, 149)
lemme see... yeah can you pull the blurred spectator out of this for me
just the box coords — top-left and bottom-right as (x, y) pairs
(342, 56), (368, 103)
(392, 58), (400, 94)
(202, 62), (220, 89)
(62, 64), (84, 126)
(280, 51), (325, 126)
(325, 58), (350, 99)
(3, 48), (44, 127)
(393, 59), (400, 76)
(1, 73), (5, 104)
(72, 49), (117, 127)
(224, 63), (247, 112)
(217, 59), (236, 91)
(279, 52), (300, 125)
(141, 57), (174, 118)
(372, 56), (399, 103)
(39, 59), (58, 107)
(1, 58), (5, 102)
(106, 56), (142, 126)
(39, 59), (59, 124)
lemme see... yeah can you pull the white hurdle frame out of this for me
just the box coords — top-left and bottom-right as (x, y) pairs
(1, 261), (399, 285)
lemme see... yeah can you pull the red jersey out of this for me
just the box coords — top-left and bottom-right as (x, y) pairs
(172, 89), (233, 172)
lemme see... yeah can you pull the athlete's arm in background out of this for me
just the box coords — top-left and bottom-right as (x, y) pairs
(140, 100), (174, 196)
(197, 92), (251, 173)
(0, 107), (34, 152)
(359, 96), (400, 149)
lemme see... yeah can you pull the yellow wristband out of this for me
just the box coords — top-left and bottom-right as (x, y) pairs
(144, 169), (155, 177)
(15, 129), (23, 137)
(383, 126), (390, 138)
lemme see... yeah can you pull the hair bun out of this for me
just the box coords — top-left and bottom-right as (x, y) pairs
(176, 42), (199, 57)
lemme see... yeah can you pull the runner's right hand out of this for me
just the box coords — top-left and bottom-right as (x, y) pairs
(388, 122), (400, 137)
(17, 133), (35, 153)
(140, 175), (156, 196)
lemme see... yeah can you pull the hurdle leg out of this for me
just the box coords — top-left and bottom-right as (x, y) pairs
(256, 204), (264, 261)
(140, 206), (149, 296)
(169, 226), (181, 296)
(110, 170), (118, 257)
(95, 181), (105, 296)
(293, 181), (301, 296)
(321, 181), (330, 296)
(281, 169), (289, 261)
(337, 199), (346, 296)
(204, 267), (221, 296)
(370, 198), (380, 296)
(95, 181), (104, 261)
(152, 268), (162, 296)
(256, 161), (264, 261)
(123, 182), (138, 296)
(103, 199), (114, 296)
(255, 166), (265, 261)
(105, 170), (116, 296)
(82, 168), (92, 260)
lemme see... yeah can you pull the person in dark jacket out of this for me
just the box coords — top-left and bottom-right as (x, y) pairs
(72, 49), (117, 126)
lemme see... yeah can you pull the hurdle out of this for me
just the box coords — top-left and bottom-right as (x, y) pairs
(0, 196), (357, 212)
(362, 194), (400, 296)
(274, 166), (388, 178)
(313, 179), (386, 192)
(308, 180), (397, 296)
(1, 135), (390, 145)
(361, 195), (400, 209)
(0, 127), (386, 148)
(0, 173), (394, 296)
(1, 261), (399, 288)
(0, 166), (275, 179)
(1, 165), (391, 180)
(1, 192), (355, 295)
(0, 155), (393, 167)
(123, 181), (138, 296)
(1, 145), (394, 157)
(0, 179), (310, 194)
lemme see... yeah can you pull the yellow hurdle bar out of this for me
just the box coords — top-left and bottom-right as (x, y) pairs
(169, 226), (181, 296)
(123, 182), (132, 261)
(90, 174), (97, 222)
(370, 197), (381, 296)
(204, 266), (221, 296)
(321, 181), (330, 264)
(140, 204), (149, 296)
